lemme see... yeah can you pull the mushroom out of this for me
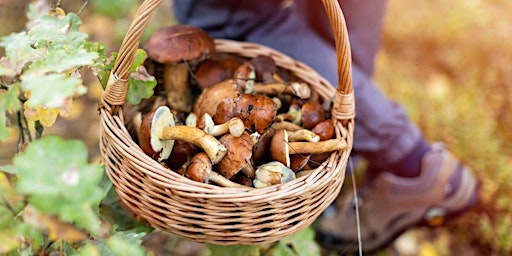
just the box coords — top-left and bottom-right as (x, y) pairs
(165, 140), (199, 170)
(311, 119), (335, 141)
(253, 161), (296, 188)
(287, 129), (320, 142)
(301, 101), (326, 130)
(249, 55), (278, 84)
(213, 93), (278, 134)
(144, 25), (215, 112)
(185, 152), (246, 188)
(271, 120), (302, 131)
(269, 129), (347, 166)
(194, 54), (241, 89)
(217, 133), (255, 179)
(196, 113), (245, 137)
(275, 104), (301, 124)
(233, 62), (256, 93)
(193, 79), (240, 118)
(249, 82), (311, 99)
(138, 106), (227, 164)
(252, 128), (275, 165)
(290, 154), (311, 172)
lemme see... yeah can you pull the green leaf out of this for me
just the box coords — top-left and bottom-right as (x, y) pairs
(276, 227), (321, 256)
(208, 244), (261, 256)
(28, 13), (87, 48)
(78, 243), (101, 256)
(130, 49), (147, 73)
(103, 229), (148, 256)
(13, 135), (104, 234)
(21, 73), (85, 109)
(126, 68), (157, 105)
(0, 83), (21, 141)
(0, 32), (38, 74)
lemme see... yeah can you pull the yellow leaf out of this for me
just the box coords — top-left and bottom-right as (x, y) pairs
(23, 205), (88, 243)
(23, 98), (73, 127)
(420, 242), (439, 256)
(0, 229), (23, 254)
(0, 172), (22, 206)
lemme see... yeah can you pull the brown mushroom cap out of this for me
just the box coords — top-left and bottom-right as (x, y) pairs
(193, 79), (240, 118)
(137, 107), (175, 161)
(213, 93), (277, 134)
(194, 55), (241, 89)
(311, 119), (335, 141)
(217, 133), (254, 180)
(144, 24), (215, 64)
(301, 101), (326, 130)
(185, 152), (212, 183)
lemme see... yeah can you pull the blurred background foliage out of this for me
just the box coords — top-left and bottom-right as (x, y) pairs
(1, 0), (511, 255)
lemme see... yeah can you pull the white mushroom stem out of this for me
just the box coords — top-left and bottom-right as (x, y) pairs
(209, 171), (247, 188)
(287, 138), (347, 155)
(163, 63), (193, 112)
(251, 82), (311, 99)
(288, 129), (320, 142)
(199, 113), (245, 137)
(160, 126), (227, 164)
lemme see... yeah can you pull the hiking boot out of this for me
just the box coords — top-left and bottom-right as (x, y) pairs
(315, 143), (479, 254)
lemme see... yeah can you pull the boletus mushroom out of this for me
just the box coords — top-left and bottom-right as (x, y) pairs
(185, 152), (246, 188)
(138, 106), (227, 164)
(144, 25), (215, 112)
(217, 133), (255, 179)
(213, 93), (278, 134)
(193, 79), (240, 118)
(253, 161), (296, 188)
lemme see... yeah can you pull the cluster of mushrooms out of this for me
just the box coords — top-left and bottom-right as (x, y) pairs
(135, 25), (346, 188)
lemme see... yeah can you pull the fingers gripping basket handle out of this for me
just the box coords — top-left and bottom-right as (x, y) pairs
(100, 0), (354, 119)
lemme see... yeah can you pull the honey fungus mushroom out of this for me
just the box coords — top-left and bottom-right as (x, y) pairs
(144, 25), (215, 112)
(138, 106), (227, 164)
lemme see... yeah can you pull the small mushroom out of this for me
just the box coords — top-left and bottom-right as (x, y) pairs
(197, 113), (245, 137)
(217, 133), (255, 179)
(213, 93), (278, 134)
(186, 152), (246, 188)
(270, 129), (347, 166)
(301, 101), (326, 130)
(233, 62), (256, 93)
(275, 104), (301, 124)
(144, 25), (215, 112)
(253, 161), (296, 188)
(165, 140), (199, 170)
(311, 119), (335, 141)
(138, 106), (227, 164)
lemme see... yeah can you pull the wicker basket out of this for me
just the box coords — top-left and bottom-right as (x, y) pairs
(99, 0), (354, 245)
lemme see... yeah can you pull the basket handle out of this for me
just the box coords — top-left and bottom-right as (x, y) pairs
(100, 0), (354, 119)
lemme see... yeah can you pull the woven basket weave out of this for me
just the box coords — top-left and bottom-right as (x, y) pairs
(99, 0), (354, 245)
